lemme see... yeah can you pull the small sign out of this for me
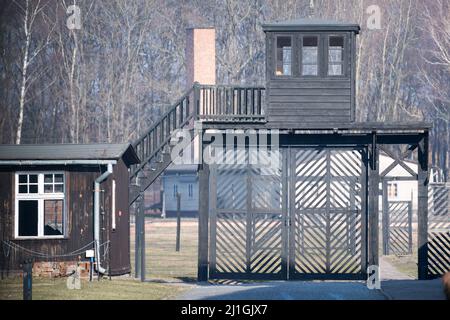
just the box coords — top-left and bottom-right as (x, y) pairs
(85, 249), (95, 258)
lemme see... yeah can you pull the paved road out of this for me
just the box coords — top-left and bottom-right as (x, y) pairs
(176, 281), (386, 300)
(176, 278), (446, 300)
(175, 259), (445, 300)
(381, 279), (445, 300)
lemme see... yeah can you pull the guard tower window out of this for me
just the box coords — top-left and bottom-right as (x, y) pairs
(275, 36), (292, 76)
(328, 36), (344, 76)
(301, 36), (319, 76)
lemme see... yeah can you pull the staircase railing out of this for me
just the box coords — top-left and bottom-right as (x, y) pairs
(130, 86), (197, 180)
(129, 83), (266, 200)
(197, 85), (266, 122)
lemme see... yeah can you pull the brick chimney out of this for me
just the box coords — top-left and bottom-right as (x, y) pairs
(186, 27), (216, 88)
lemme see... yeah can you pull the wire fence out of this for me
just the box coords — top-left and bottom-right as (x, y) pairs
(130, 216), (198, 282)
(1, 240), (110, 280)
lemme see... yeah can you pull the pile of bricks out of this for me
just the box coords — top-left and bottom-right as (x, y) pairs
(32, 261), (91, 278)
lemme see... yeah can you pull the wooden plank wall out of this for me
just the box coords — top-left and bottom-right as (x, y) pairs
(0, 164), (131, 276)
(109, 159), (131, 275)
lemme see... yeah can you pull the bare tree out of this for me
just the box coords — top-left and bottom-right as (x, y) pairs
(418, 0), (450, 176)
(0, 0), (448, 174)
(14, 0), (55, 144)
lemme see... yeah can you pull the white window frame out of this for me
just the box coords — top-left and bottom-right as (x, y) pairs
(300, 35), (320, 77)
(327, 34), (346, 77)
(388, 182), (398, 199)
(275, 35), (293, 77)
(15, 171), (66, 239)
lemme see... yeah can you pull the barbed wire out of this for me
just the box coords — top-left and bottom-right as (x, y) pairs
(2, 240), (110, 260)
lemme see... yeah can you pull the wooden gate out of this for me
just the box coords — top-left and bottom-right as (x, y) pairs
(382, 201), (413, 255)
(208, 150), (286, 279)
(289, 148), (367, 280)
(208, 147), (368, 280)
(427, 183), (450, 278)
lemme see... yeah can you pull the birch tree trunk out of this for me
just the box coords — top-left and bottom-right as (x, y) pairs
(16, 0), (31, 144)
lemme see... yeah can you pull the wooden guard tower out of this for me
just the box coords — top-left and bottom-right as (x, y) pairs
(130, 19), (436, 282)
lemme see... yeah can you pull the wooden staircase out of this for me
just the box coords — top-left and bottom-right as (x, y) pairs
(129, 83), (266, 205)
(129, 85), (198, 205)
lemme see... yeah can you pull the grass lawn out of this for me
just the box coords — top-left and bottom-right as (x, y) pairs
(0, 277), (187, 300)
(130, 217), (198, 282)
(129, 217), (421, 281)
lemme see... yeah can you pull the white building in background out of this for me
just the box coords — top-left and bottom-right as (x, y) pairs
(379, 153), (444, 210)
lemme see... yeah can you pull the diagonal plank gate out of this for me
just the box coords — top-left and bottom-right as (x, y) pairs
(209, 147), (367, 280)
(427, 183), (450, 278)
(382, 200), (413, 256)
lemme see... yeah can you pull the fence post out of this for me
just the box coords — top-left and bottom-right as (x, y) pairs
(417, 131), (429, 280)
(176, 193), (181, 252)
(408, 197), (413, 255)
(368, 132), (380, 268)
(382, 180), (389, 255)
(193, 82), (200, 118)
(135, 199), (141, 279)
(23, 259), (32, 300)
(198, 160), (210, 282)
(139, 192), (146, 282)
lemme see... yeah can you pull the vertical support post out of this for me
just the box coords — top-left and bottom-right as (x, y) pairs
(89, 257), (94, 282)
(283, 147), (291, 279)
(23, 259), (32, 300)
(382, 180), (389, 255)
(417, 131), (429, 280)
(134, 201), (141, 279)
(360, 148), (368, 272)
(245, 158), (252, 274)
(325, 150), (331, 273)
(139, 193), (146, 282)
(368, 132), (380, 268)
(198, 157), (209, 282)
(193, 82), (200, 118)
(209, 165), (217, 276)
(408, 198), (413, 255)
(349, 185), (356, 255)
(176, 193), (181, 252)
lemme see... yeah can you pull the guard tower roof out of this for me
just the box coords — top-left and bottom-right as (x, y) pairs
(262, 18), (360, 33)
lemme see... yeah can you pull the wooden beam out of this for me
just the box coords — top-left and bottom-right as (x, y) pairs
(176, 193), (181, 252)
(197, 160), (210, 282)
(208, 165), (217, 277)
(417, 132), (429, 280)
(134, 202), (141, 279)
(368, 132), (380, 267)
(139, 193), (146, 282)
(382, 180), (389, 255)
(379, 144), (418, 178)
(360, 149), (368, 273)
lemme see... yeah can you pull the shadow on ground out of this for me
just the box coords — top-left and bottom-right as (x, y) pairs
(176, 280), (386, 300)
(175, 279), (446, 300)
(381, 279), (445, 300)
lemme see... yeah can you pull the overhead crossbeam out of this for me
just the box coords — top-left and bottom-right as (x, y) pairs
(379, 144), (418, 179)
